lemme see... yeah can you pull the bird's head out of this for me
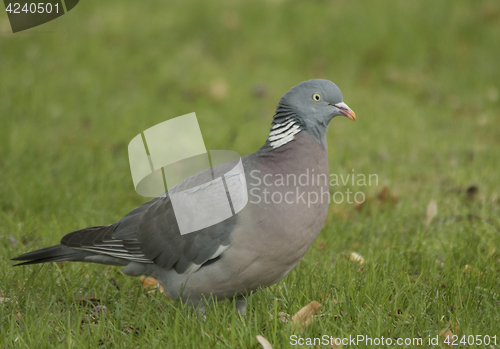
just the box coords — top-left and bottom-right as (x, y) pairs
(271, 79), (355, 148)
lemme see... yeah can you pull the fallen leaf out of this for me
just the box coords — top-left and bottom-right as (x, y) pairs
(426, 199), (437, 226)
(353, 200), (365, 211)
(256, 335), (273, 349)
(141, 276), (159, 288)
(350, 252), (364, 265)
(377, 186), (389, 200)
(439, 329), (454, 348)
(292, 301), (322, 332)
(330, 338), (342, 349)
(140, 276), (165, 294)
(377, 186), (398, 203)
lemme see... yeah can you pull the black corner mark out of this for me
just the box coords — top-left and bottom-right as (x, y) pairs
(4, 0), (79, 33)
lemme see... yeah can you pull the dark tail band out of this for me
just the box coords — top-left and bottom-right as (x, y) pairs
(11, 245), (93, 266)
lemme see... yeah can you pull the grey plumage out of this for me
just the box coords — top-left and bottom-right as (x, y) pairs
(12, 79), (356, 313)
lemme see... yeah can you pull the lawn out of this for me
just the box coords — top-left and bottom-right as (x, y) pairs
(1, 0), (499, 347)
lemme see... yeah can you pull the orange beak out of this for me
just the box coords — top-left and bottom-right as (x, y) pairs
(334, 102), (356, 121)
(345, 108), (356, 121)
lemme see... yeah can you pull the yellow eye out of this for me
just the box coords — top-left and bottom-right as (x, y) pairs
(312, 93), (321, 101)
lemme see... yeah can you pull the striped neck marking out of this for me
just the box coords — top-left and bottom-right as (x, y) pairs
(268, 119), (302, 149)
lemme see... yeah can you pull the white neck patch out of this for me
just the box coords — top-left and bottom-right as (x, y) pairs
(268, 119), (302, 149)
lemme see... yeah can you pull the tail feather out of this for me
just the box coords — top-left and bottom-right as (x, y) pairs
(11, 245), (93, 266)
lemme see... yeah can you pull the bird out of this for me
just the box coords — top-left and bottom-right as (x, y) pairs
(12, 79), (356, 315)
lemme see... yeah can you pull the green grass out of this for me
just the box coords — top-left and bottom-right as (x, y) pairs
(1, 0), (500, 347)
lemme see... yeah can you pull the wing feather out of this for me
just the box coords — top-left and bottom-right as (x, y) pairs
(59, 161), (240, 273)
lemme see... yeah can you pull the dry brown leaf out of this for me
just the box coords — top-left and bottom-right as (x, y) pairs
(426, 199), (438, 226)
(377, 186), (398, 203)
(439, 329), (454, 348)
(140, 276), (165, 294)
(141, 276), (159, 288)
(14, 312), (22, 322)
(353, 199), (365, 211)
(256, 335), (273, 349)
(291, 301), (322, 332)
(350, 252), (364, 265)
(330, 338), (342, 349)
